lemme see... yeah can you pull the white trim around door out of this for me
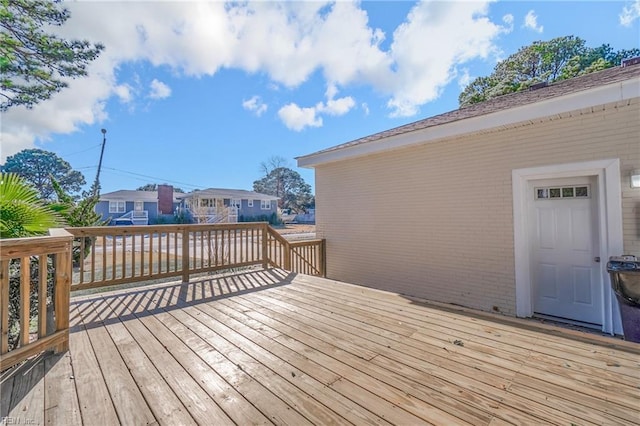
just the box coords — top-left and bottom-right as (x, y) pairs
(512, 159), (624, 334)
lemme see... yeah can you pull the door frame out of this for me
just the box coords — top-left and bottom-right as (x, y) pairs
(512, 159), (623, 334)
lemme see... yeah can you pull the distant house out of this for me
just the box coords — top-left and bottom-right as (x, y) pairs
(177, 188), (279, 223)
(96, 184), (179, 225)
(297, 62), (640, 336)
(97, 186), (279, 225)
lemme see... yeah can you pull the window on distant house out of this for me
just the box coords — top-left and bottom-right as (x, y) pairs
(231, 199), (241, 209)
(248, 199), (254, 207)
(109, 201), (126, 213)
(261, 200), (271, 210)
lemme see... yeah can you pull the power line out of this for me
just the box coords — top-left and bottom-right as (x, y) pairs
(58, 143), (102, 158)
(100, 166), (202, 189)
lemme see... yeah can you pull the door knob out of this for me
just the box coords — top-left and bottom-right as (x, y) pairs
(594, 257), (600, 263)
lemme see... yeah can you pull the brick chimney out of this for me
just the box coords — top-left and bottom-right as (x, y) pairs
(157, 184), (174, 215)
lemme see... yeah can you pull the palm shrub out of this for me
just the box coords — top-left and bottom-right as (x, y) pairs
(50, 179), (107, 266)
(0, 173), (60, 238)
(1, 173), (61, 351)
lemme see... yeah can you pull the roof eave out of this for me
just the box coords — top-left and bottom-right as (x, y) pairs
(297, 77), (639, 169)
(178, 191), (279, 201)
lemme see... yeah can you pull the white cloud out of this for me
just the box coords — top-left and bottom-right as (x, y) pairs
(278, 103), (323, 131)
(114, 84), (133, 103)
(242, 95), (268, 116)
(620, 0), (640, 26)
(149, 79), (171, 99)
(524, 10), (544, 33)
(502, 14), (514, 33)
(2, 56), (112, 160)
(277, 84), (355, 130)
(385, 1), (507, 116)
(321, 83), (356, 116)
(325, 84), (339, 101)
(2, 1), (509, 159)
(322, 97), (355, 116)
(502, 14), (514, 26)
(457, 68), (472, 90)
(361, 103), (370, 115)
(319, 87), (356, 116)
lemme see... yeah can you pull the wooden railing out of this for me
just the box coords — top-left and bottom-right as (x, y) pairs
(0, 229), (72, 371)
(265, 229), (325, 276)
(66, 222), (325, 291)
(0, 222), (325, 371)
(1, 223), (323, 369)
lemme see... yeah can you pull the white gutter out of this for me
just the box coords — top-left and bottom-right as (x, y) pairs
(297, 77), (639, 168)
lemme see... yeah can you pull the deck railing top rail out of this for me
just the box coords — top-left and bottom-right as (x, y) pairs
(64, 222), (324, 291)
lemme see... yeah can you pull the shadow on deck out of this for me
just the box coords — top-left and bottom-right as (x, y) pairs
(73, 268), (296, 331)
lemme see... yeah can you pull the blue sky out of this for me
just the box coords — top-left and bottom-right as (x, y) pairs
(3, 1), (639, 195)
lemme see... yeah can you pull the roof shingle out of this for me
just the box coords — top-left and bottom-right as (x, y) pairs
(299, 63), (640, 159)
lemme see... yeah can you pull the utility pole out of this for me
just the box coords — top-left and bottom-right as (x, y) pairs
(92, 128), (107, 196)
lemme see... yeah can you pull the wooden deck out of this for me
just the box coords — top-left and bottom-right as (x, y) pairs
(2, 269), (639, 425)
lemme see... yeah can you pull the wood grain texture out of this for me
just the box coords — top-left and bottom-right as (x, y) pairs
(3, 269), (639, 425)
(44, 352), (82, 426)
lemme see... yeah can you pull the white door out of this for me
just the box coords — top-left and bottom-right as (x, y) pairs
(529, 177), (601, 325)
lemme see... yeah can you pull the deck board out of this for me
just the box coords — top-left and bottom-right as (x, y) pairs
(289, 276), (640, 424)
(298, 275), (640, 357)
(67, 305), (120, 424)
(225, 297), (495, 425)
(79, 300), (158, 426)
(168, 303), (347, 424)
(144, 311), (298, 425)
(293, 276), (640, 384)
(89, 296), (197, 426)
(227, 297), (537, 425)
(292, 276), (640, 409)
(112, 313), (235, 425)
(235, 288), (587, 425)
(2, 269), (639, 425)
(8, 355), (45, 424)
(43, 352), (82, 426)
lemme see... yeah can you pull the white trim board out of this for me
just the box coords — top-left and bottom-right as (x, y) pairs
(512, 159), (624, 335)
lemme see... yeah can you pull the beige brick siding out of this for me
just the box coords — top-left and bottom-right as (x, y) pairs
(315, 98), (640, 316)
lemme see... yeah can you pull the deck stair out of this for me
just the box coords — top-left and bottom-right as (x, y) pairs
(113, 210), (149, 225)
(204, 207), (238, 224)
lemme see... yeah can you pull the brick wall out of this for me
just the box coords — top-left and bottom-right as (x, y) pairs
(315, 98), (640, 315)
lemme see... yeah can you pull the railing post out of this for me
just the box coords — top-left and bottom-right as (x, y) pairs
(284, 242), (291, 271)
(0, 260), (9, 354)
(261, 223), (268, 270)
(320, 239), (326, 277)
(20, 257), (30, 347)
(54, 242), (71, 353)
(181, 227), (190, 283)
(38, 256), (47, 338)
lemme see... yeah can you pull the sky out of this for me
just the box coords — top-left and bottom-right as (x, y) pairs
(2, 0), (639, 195)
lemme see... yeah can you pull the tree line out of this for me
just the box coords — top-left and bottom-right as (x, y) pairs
(459, 36), (639, 107)
(0, 149), (104, 238)
(0, 149), (314, 238)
